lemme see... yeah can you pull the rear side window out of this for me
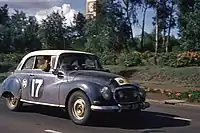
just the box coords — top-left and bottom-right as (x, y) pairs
(22, 56), (35, 69)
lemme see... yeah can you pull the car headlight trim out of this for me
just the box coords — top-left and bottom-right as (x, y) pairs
(139, 87), (146, 97)
(100, 86), (112, 100)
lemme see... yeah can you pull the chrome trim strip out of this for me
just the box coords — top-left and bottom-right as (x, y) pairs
(90, 102), (150, 112)
(20, 99), (65, 108)
(90, 105), (119, 111)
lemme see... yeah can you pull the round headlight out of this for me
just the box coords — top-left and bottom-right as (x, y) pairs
(100, 87), (112, 100)
(139, 87), (146, 97)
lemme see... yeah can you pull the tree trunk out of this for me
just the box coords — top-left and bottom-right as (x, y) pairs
(163, 28), (166, 52)
(128, 17), (134, 47)
(140, 5), (148, 52)
(122, 0), (134, 50)
(155, 0), (159, 65)
(166, 21), (171, 53)
(166, 3), (174, 53)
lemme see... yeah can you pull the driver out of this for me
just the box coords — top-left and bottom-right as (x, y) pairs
(39, 56), (51, 72)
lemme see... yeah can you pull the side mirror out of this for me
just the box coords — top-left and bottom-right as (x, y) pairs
(104, 69), (110, 73)
(52, 69), (64, 77)
(52, 69), (58, 75)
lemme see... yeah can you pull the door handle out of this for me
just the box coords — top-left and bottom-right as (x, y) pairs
(30, 74), (34, 76)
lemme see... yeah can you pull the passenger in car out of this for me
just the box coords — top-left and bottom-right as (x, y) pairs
(39, 56), (51, 72)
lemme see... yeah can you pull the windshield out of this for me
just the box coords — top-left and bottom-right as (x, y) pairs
(57, 53), (103, 71)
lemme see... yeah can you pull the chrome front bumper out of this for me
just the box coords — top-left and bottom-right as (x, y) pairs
(90, 102), (150, 112)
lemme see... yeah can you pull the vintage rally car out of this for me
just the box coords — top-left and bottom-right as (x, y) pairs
(0, 50), (150, 125)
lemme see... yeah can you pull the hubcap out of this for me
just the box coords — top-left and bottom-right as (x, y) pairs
(8, 97), (17, 107)
(72, 99), (86, 120)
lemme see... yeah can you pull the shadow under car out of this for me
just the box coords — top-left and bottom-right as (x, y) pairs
(17, 104), (191, 130)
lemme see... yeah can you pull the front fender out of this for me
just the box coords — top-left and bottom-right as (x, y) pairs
(59, 80), (104, 105)
(0, 76), (22, 99)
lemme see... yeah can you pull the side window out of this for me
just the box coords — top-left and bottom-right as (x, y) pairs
(34, 55), (51, 72)
(22, 56), (35, 69)
(57, 56), (70, 69)
(85, 58), (94, 66)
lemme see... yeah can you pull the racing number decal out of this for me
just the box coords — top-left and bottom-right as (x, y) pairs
(31, 79), (43, 98)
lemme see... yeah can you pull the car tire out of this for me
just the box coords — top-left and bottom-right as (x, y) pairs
(68, 91), (92, 125)
(6, 96), (23, 111)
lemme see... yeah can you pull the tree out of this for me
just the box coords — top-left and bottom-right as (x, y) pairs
(73, 12), (86, 38)
(8, 10), (28, 53)
(121, 0), (141, 44)
(159, 0), (169, 52)
(138, 31), (155, 52)
(84, 19), (105, 53)
(155, 0), (159, 65)
(85, 0), (131, 54)
(39, 11), (72, 49)
(71, 12), (86, 50)
(0, 5), (43, 53)
(0, 4), (10, 53)
(139, 0), (154, 52)
(177, 0), (195, 36)
(180, 0), (200, 51)
(166, 0), (176, 52)
(0, 4), (9, 25)
(152, 0), (172, 52)
(24, 16), (42, 52)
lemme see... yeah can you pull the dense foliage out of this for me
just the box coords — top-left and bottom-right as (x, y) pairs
(0, 0), (200, 69)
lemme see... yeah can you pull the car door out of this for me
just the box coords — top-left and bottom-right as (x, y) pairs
(19, 56), (36, 101)
(28, 55), (62, 105)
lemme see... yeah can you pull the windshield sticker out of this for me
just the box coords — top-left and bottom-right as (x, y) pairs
(114, 77), (130, 85)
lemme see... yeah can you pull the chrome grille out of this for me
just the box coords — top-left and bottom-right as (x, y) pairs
(114, 88), (140, 104)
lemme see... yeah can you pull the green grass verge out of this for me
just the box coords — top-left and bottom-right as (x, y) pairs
(104, 65), (200, 88)
(0, 65), (200, 89)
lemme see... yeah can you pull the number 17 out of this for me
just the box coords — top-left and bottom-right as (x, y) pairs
(31, 79), (43, 98)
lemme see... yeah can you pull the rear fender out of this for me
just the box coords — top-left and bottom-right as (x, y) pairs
(0, 76), (22, 99)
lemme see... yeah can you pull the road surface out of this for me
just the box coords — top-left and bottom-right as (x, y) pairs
(0, 99), (199, 133)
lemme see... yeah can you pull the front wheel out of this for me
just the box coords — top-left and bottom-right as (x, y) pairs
(68, 91), (92, 125)
(6, 96), (23, 111)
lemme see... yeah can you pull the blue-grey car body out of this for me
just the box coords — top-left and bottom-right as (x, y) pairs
(0, 50), (150, 112)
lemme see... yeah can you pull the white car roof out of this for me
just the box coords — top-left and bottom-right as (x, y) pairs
(26, 50), (93, 56)
(16, 50), (94, 71)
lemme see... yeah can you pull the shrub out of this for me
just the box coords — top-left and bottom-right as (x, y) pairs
(164, 51), (200, 67)
(169, 90), (200, 102)
(0, 63), (14, 73)
(0, 53), (24, 72)
(117, 51), (143, 67)
(0, 53), (24, 64)
(97, 51), (118, 65)
(99, 50), (200, 67)
(2, 51), (200, 73)
(146, 87), (200, 103)
(161, 52), (179, 67)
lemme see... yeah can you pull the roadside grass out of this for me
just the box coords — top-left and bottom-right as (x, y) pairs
(1, 65), (200, 89)
(104, 65), (200, 89)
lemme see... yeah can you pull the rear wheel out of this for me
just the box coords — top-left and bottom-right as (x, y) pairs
(6, 96), (23, 111)
(68, 91), (92, 125)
